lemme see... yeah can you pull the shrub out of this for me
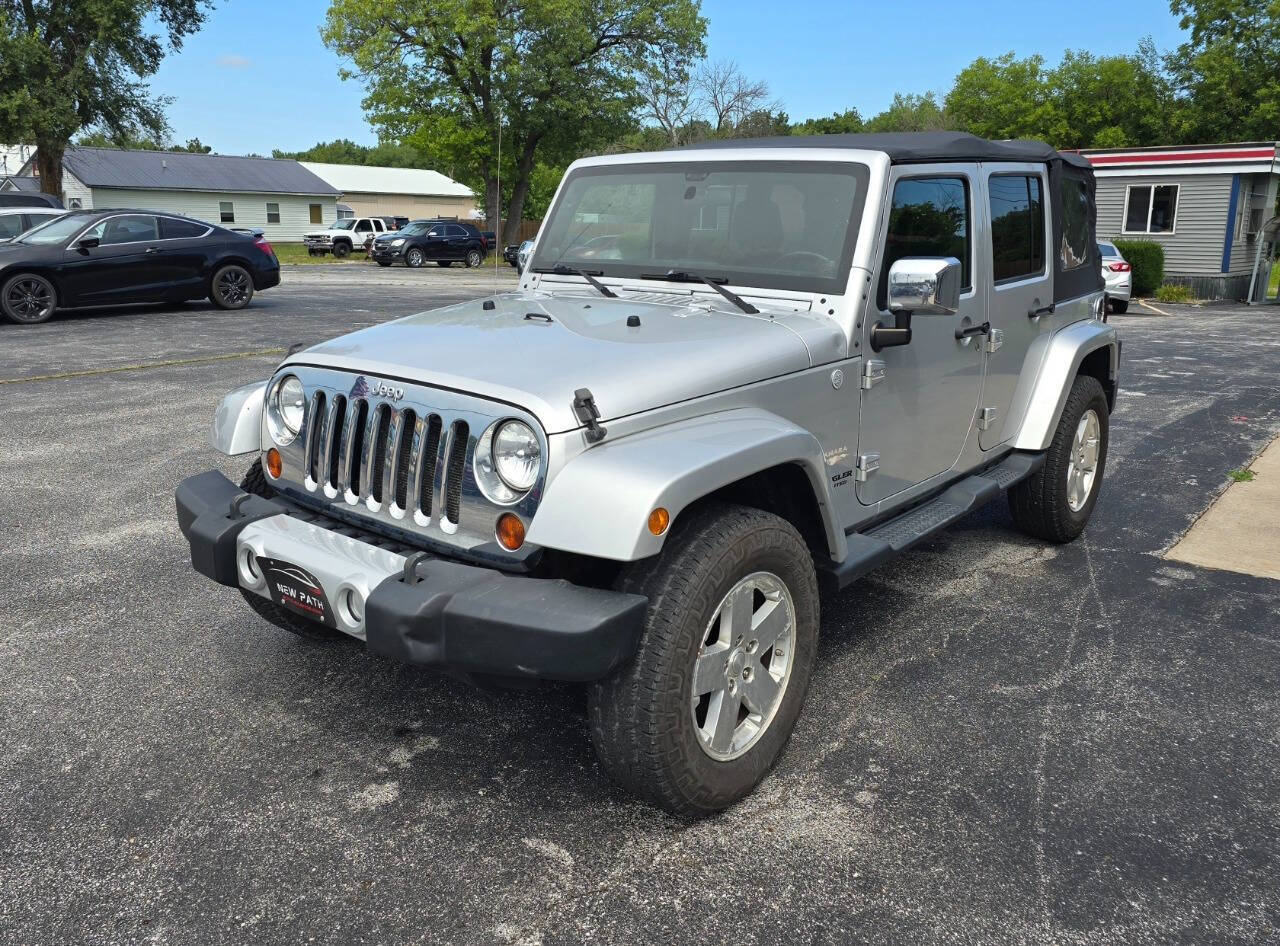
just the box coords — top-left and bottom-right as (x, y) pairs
(1113, 239), (1164, 295)
(1155, 284), (1193, 303)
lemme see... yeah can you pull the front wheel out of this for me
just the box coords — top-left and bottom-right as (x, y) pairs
(1, 272), (58, 324)
(209, 264), (254, 310)
(405, 247), (425, 268)
(331, 241), (351, 259)
(465, 248), (483, 268)
(1110, 299), (1128, 314)
(1009, 374), (1109, 542)
(588, 503), (819, 814)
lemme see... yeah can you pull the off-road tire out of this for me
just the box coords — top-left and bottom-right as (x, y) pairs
(332, 241), (351, 259)
(588, 503), (820, 815)
(236, 459), (343, 642)
(1110, 299), (1128, 314)
(1009, 374), (1109, 543)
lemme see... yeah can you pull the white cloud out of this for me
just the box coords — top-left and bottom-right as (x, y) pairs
(216, 54), (252, 69)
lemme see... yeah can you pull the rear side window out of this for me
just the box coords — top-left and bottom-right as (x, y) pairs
(159, 217), (208, 239)
(0, 212), (23, 239)
(1058, 176), (1091, 270)
(879, 176), (971, 308)
(988, 175), (1045, 282)
(446, 225), (469, 237)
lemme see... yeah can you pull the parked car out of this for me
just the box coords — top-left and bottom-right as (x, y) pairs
(302, 217), (390, 258)
(501, 239), (535, 272)
(377, 215), (409, 231)
(176, 132), (1117, 814)
(1098, 241), (1131, 314)
(0, 191), (63, 209)
(480, 230), (497, 250)
(369, 219), (487, 268)
(0, 209), (279, 324)
(0, 207), (65, 243)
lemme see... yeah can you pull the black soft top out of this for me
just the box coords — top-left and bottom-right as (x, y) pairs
(683, 131), (1092, 169)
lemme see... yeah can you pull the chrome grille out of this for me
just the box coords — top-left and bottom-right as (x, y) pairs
(279, 366), (544, 555)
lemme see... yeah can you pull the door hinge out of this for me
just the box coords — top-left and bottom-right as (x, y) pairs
(855, 453), (880, 481)
(985, 328), (1004, 353)
(861, 359), (886, 390)
(977, 407), (999, 431)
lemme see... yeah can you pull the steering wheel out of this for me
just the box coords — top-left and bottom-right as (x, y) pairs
(775, 250), (836, 272)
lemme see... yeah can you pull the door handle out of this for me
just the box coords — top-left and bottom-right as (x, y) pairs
(144, 246), (159, 254)
(1028, 303), (1055, 319)
(954, 321), (990, 340)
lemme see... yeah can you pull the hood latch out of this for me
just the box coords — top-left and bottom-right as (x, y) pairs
(572, 388), (607, 444)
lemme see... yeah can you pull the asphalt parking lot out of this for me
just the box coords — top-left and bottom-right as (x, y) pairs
(2, 268), (1278, 945)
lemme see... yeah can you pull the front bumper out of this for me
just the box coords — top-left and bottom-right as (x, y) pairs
(175, 470), (647, 682)
(370, 246), (404, 261)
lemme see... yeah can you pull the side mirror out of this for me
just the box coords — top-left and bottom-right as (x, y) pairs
(76, 236), (100, 250)
(871, 257), (963, 351)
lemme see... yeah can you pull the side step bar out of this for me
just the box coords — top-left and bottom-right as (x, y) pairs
(820, 450), (1046, 593)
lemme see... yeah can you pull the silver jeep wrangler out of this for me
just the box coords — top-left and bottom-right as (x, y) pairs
(177, 132), (1119, 814)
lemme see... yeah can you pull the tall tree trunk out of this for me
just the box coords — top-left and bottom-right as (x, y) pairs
(35, 141), (64, 199)
(484, 175), (500, 234)
(501, 137), (541, 245)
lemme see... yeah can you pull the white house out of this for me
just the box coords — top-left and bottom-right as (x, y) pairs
(1081, 141), (1280, 301)
(10, 146), (342, 242)
(300, 161), (476, 220)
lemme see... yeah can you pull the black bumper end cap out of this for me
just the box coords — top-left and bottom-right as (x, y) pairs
(365, 559), (648, 682)
(176, 470), (285, 586)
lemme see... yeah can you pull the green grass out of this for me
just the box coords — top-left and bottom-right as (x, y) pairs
(272, 243), (366, 265)
(1228, 469), (1257, 483)
(1154, 284), (1193, 303)
(1270, 264), (1279, 297)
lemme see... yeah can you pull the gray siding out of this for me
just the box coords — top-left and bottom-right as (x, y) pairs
(88, 188), (337, 242)
(1095, 174), (1233, 276)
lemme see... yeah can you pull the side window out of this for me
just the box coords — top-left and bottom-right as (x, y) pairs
(266, 202), (280, 224)
(0, 212), (23, 239)
(87, 215), (159, 245)
(879, 176), (970, 308)
(355, 219), (372, 233)
(1058, 176), (1092, 269)
(988, 175), (1045, 282)
(219, 201), (235, 224)
(159, 216), (208, 239)
(427, 226), (444, 237)
(446, 225), (467, 237)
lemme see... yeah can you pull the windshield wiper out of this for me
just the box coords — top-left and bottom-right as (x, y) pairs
(640, 270), (758, 314)
(532, 264), (616, 298)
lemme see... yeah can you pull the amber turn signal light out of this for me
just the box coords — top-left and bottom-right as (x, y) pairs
(648, 507), (670, 535)
(265, 447), (283, 478)
(496, 513), (526, 551)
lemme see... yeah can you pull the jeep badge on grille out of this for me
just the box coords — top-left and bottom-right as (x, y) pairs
(350, 375), (404, 401)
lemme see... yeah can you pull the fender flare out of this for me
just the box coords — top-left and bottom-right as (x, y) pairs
(210, 380), (266, 456)
(525, 408), (847, 563)
(1013, 319), (1119, 451)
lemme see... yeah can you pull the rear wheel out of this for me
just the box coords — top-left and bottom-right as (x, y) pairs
(209, 264), (254, 310)
(465, 248), (483, 268)
(1, 272), (57, 324)
(1110, 299), (1128, 314)
(236, 459), (343, 642)
(588, 503), (819, 814)
(405, 247), (425, 268)
(1009, 374), (1109, 542)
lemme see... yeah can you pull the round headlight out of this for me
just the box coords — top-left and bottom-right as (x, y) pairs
(266, 374), (306, 445)
(492, 420), (540, 491)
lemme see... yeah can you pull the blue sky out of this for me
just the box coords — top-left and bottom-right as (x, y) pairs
(151, 0), (1189, 156)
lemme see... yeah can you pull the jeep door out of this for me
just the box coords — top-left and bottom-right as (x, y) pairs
(978, 165), (1053, 449)
(856, 166), (986, 505)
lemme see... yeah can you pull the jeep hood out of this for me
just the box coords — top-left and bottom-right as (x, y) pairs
(287, 291), (843, 433)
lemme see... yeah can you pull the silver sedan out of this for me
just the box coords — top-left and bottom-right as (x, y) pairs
(1099, 241), (1131, 314)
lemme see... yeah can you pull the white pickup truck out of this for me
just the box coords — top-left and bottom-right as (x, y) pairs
(302, 217), (389, 258)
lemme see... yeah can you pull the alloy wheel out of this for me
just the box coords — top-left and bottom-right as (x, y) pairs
(466, 250), (482, 268)
(407, 248), (424, 267)
(691, 571), (796, 761)
(1066, 409), (1101, 512)
(3, 275), (55, 323)
(216, 267), (250, 307)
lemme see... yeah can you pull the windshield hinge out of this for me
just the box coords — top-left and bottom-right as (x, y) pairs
(572, 388), (608, 444)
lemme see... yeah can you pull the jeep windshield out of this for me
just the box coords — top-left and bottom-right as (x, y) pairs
(530, 160), (869, 295)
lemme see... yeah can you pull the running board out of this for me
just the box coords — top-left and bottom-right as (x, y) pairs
(820, 451), (1046, 593)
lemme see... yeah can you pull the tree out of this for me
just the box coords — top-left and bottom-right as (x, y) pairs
(791, 108), (863, 137)
(1049, 42), (1178, 148)
(945, 54), (1055, 140)
(1167, 0), (1280, 142)
(0, 1), (211, 196)
(637, 48), (699, 146)
(695, 60), (773, 136)
(322, 0), (705, 243)
(274, 138), (432, 170)
(863, 92), (953, 132)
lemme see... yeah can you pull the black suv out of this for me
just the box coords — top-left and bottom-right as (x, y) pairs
(370, 219), (487, 268)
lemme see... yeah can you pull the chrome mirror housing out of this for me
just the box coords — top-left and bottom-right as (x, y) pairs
(887, 257), (962, 316)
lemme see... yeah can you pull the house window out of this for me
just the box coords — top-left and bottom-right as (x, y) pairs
(266, 202), (280, 224)
(879, 176), (971, 309)
(1123, 183), (1178, 234)
(219, 201), (235, 223)
(309, 204), (323, 225)
(988, 174), (1045, 282)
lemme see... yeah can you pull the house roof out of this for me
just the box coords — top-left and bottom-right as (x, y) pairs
(299, 161), (474, 198)
(47, 147), (341, 195)
(1, 175), (42, 192)
(1079, 141), (1280, 176)
(679, 132), (1093, 169)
